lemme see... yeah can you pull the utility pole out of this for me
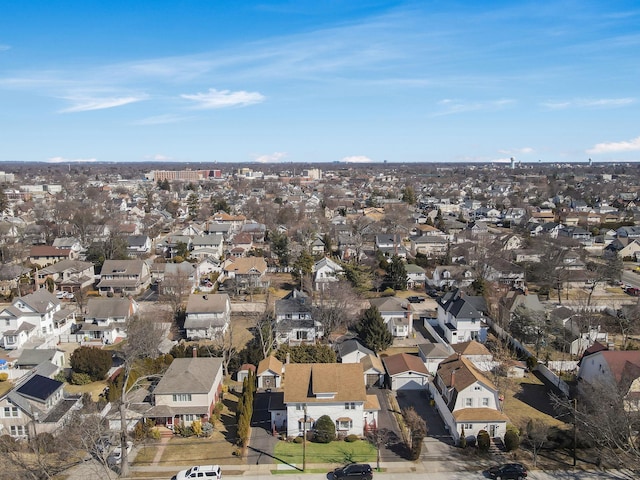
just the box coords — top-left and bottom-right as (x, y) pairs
(302, 404), (307, 472)
(573, 397), (577, 467)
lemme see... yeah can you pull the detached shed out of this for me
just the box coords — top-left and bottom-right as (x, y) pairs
(382, 353), (430, 391)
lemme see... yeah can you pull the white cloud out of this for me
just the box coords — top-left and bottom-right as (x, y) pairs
(432, 98), (514, 116)
(254, 152), (287, 163)
(47, 156), (97, 163)
(541, 98), (635, 110)
(342, 155), (373, 163)
(60, 95), (147, 113)
(587, 135), (640, 154)
(181, 88), (265, 109)
(144, 154), (174, 161)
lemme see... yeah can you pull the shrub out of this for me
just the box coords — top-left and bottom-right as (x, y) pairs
(54, 371), (67, 383)
(314, 415), (336, 443)
(70, 372), (92, 385)
(504, 430), (520, 451)
(477, 430), (490, 452)
(191, 420), (203, 437)
(459, 435), (467, 448)
(526, 355), (538, 371)
(0, 373), (8, 382)
(202, 422), (214, 438)
(293, 436), (304, 444)
(382, 287), (396, 297)
(70, 346), (113, 381)
(345, 434), (359, 442)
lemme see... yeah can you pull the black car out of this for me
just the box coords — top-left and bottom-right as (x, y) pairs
(332, 463), (373, 480)
(407, 295), (425, 303)
(487, 463), (527, 480)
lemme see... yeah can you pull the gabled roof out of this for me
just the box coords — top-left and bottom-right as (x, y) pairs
(337, 339), (374, 359)
(283, 363), (366, 404)
(15, 349), (62, 368)
(438, 289), (482, 318)
(223, 256), (267, 275)
(154, 357), (223, 395)
(29, 246), (71, 257)
(418, 342), (453, 359)
(451, 340), (492, 357)
(369, 296), (409, 313)
(436, 354), (496, 392)
(595, 351), (640, 384)
(186, 293), (229, 314)
(257, 355), (283, 375)
(14, 289), (59, 313)
(382, 353), (429, 376)
(86, 297), (135, 319)
(16, 374), (63, 402)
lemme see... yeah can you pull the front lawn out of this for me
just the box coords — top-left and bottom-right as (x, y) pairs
(274, 439), (376, 466)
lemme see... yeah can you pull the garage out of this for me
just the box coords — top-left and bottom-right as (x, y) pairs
(391, 372), (428, 390)
(382, 352), (430, 391)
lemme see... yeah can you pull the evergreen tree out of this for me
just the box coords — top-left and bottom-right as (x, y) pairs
(187, 192), (199, 219)
(386, 255), (408, 290)
(401, 186), (416, 205)
(270, 231), (290, 267)
(292, 250), (314, 290)
(356, 306), (393, 353)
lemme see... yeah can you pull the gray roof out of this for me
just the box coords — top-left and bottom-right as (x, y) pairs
(186, 293), (229, 314)
(16, 289), (60, 313)
(15, 349), (62, 368)
(337, 339), (374, 359)
(418, 342), (453, 359)
(153, 357), (223, 395)
(86, 297), (134, 319)
(276, 289), (312, 315)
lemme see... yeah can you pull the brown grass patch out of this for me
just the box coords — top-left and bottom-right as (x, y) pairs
(64, 380), (108, 402)
(502, 375), (567, 430)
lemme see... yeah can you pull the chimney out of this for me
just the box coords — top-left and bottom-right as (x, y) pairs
(450, 369), (456, 388)
(286, 352), (290, 364)
(192, 346), (197, 358)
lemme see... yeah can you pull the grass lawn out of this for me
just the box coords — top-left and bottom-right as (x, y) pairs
(502, 375), (567, 430)
(274, 439), (376, 465)
(64, 379), (108, 401)
(134, 434), (244, 466)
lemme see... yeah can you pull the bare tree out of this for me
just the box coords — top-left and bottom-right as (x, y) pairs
(525, 418), (550, 467)
(159, 266), (193, 315)
(117, 313), (167, 477)
(312, 280), (363, 339)
(255, 309), (275, 360)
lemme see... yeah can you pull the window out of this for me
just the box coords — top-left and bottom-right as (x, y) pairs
(465, 398), (472, 407)
(345, 402), (355, 410)
(172, 393), (192, 402)
(336, 419), (353, 430)
(4, 406), (18, 417)
(296, 404), (302, 410)
(482, 398), (489, 406)
(10, 425), (26, 436)
(296, 331), (308, 340)
(474, 386), (481, 391)
(183, 414), (196, 422)
(464, 423), (473, 429)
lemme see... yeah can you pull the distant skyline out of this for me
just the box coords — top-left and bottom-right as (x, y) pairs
(1, 1), (639, 164)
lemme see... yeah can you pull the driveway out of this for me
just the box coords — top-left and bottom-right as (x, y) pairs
(367, 386), (407, 461)
(248, 391), (281, 465)
(395, 389), (456, 459)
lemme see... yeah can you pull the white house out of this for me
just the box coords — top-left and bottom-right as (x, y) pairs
(451, 340), (494, 372)
(184, 293), (231, 340)
(431, 265), (474, 290)
(429, 354), (509, 442)
(257, 356), (283, 390)
(368, 297), (413, 338)
(0, 289), (73, 350)
(278, 363), (379, 438)
(75, 297), (138, 345)
(435, 289), (488, 345)
(405, 264), (427, 289)
(418, 342), (454, 375)
(312, 257), (344, 292)
(274, 290), (322, 345)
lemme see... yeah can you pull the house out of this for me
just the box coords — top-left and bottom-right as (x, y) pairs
(257, 356), (283, 390)
(52, 237), (83, 257)
(274, 289), (321, 345)
(375, 234), (407, 259)
(29, 246), (74, 267)
(35, 259), (95, 293)
(277, 363), (379, 437)
(0, 372), (82, 439)
(604, 238), (640, 260)
(312, 257), (344, 292)
(497, 291), (545, 331)
(429, 354), (509, 442)
(184, 293), (231, 340)
(14, 348), (65, 370)
(222, 256), (268, 291)
(228, 232), (253, 257)
(382, 353), (430, 390)
(75, 297), (138, 345)
(368, 296), (413, 338)
(418, 342), (454, 375)
(451, 340), (494, 372)
(336, 339), (375, 364)
(431, 265), (474, 290)
(126, 235), (152, 257)
(360, 354), (385, 387)
(236, 363), (256, 384)
(310, 237), (326, 257)
(435, 289), (488, 345)
(96, 259), (151, 296)
(0, 289), (73, 350)
(405, 264), (427, 289)
(483, 258), (525, 289)
(409, 235), (448, 258)
(149, 357), (224, 430)
(191, 234), (224, 260)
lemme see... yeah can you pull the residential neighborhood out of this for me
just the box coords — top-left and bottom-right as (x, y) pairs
(1, 160), (640, 479)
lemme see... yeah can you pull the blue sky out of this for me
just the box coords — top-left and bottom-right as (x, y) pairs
(1, 0), (639, 164)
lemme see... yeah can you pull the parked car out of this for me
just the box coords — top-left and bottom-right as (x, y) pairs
(407, 295), (425, 303)
(107, 441), (133, 466)
(332, 463), (373, 480)
(172, 465), (222, 480)
(487, 463), (527, 479)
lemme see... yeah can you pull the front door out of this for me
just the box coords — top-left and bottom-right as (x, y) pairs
(489, 424), (496, 437)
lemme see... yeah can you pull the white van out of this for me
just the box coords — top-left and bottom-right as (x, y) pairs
(172, 465), (222, 480)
